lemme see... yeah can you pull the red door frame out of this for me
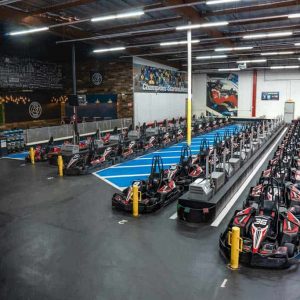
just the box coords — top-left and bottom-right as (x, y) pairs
(252, 70), (257, 117)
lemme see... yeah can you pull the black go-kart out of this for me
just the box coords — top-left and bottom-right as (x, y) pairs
(220, 179), (300, 268)
(25, 137), (59, 163)
(112, 155), (183, 213)
(169, 146), (204, 190)
(64, 140), (116, 175)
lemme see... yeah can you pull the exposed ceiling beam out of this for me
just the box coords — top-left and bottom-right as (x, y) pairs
(204, 0), (300, 17)
(29, 0), (97, 15)
(97, 16), (182, 35)
(0, 0), (21, 5)
(163, 0), (233, 46)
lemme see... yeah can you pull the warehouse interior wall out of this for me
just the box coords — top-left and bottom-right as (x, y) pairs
(192, 70), (300, 119)
(133, 57), (187, 125)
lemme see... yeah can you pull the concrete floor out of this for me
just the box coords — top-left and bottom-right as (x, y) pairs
(0, 146), (299, 300)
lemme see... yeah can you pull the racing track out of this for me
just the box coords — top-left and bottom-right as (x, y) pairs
(1, 125), (299, 300)
(94, 124), (241, 190)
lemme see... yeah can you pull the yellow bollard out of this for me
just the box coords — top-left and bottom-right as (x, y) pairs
(132, 185), (139, 217)
(29, 147), (35, 165)
(57, 155), (63, 177)
(187, 98), (192, 146)
(228, 226), (243, 270)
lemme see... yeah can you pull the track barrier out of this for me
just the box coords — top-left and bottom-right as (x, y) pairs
(228, 226), (243, 269)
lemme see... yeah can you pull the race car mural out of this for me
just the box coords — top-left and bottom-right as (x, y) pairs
(207, 73), (238, 117)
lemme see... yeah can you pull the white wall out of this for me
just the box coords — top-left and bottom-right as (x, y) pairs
(256, 70), (300, 118)
(133, 57), (187, 125)
(192, 70), (300, 119)
(134, 93), (186, 125)
(192, 74), (206, 116)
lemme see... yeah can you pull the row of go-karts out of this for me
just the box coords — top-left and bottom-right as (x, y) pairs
(25, 117), (233, 176)
(112, 121), (255, 213)
(220, 120), (300, 268)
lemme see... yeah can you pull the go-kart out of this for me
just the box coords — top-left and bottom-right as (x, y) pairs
(64, 140), (115, 175)
(142, 135), (159, 152)
(25, 137), (59, 162)
(170, 146), (204, 190)
(112, 155), (183, 213)
(220, 179), (300, 268)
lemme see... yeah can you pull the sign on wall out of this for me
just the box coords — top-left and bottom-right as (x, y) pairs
(0, 56), (63, 89)
(207, 73), (238, 117)
(90, 71), (103, 86)
(66, 94), (117, 119)
(261, 92), (279, 101)
(133, 63), (187, 93)
(4, 92), (61, 123)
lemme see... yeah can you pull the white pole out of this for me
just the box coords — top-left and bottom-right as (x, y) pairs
(187, 27), (192, 146)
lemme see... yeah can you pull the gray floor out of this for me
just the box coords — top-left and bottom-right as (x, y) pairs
(0, 149), (299, 300)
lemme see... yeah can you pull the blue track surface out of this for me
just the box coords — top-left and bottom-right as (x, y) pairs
(3, 152), (28, 160)
(94, 124), (241, 190)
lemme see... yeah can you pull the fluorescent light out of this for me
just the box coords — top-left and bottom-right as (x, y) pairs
(261, 51), (294, 56)
(288, 13), (300, 19)
(218, 68), (240, 71)
(295, 43), (300, 46)
(215, 46), (253, 52)
(196, 55), (227, 60)
(93, 47), (126, 53)
(243, 31), (293, 39)
(270, 65), (299, 69)
(91, 11), (144, 22)
(207, 0), (240, 4)
(160, 40), (200, 46)
(236, 59), (267, 63)
(8, 27), (49, 36)
(176, 21), (228, 30)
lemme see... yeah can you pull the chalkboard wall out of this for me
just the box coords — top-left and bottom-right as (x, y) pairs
(0, 56), (63, 89)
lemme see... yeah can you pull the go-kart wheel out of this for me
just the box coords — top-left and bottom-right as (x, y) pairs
(284, 243), (295, 258)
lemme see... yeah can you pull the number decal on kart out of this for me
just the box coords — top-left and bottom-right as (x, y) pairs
(255, 219), (267, 226)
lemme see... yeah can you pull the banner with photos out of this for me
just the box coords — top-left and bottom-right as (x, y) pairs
(133, 63), (187, 93)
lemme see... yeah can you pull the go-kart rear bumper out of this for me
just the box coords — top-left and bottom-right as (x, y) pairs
(219, 233), (297, 269)
(112, 194), (160, 213)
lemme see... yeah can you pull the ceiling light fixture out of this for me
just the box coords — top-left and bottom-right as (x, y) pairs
(206, 0), (240, 4)
(160, 40), (200, 46)
(196, 55), (228, 60)
(93, 47), (126, 53)
(288, 13), (300, 19)
(91, 11), (144, 22)
(8, 27), (49, 36)
(218, 68), (240, 71)
(295, 43), (300, 46)
(176, 21), (228, 31)
(260, 51), (294, 56)
(243, 31), (293, 39)
(270, 65), (300, 69)
(215, 46), (253, 52)
(236, 59), (267, 63)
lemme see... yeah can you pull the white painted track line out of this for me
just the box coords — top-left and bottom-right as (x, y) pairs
(220, 279), (228, 288)
(93, 173), (125, 191)
(211, 127), (287, 227)
(103, 173), (149, 179)
(169, 212), (178, 219)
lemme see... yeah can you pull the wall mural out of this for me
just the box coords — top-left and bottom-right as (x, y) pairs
(0, 56), (63, 89)
(133, 63), (187, 93)
(207, 73), (238, 116)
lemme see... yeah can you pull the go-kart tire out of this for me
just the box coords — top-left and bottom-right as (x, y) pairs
(284, 243), (295, 258)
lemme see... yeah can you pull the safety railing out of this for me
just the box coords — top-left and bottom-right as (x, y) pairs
(24, 118), (132, 145)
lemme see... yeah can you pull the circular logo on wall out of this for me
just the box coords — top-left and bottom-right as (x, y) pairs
(29, 101), (42, 119)
(91, 72), (103, 86)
